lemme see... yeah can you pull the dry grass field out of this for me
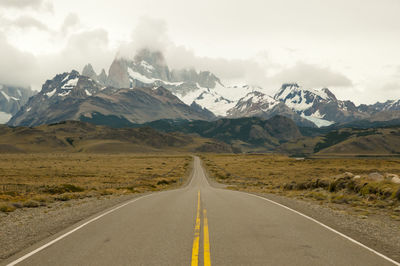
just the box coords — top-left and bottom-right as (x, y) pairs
(0, 154), (191, 212)
(201, 154), (400, 220)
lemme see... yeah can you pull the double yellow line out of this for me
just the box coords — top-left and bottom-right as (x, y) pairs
(191, 190), (211, 266)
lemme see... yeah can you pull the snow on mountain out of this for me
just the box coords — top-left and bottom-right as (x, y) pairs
(300, 114), (334, 127)
(20, 48), (397, 128)
(0, 84), (36, 122)
(175, 84), (235, 116)
(273, 83), (363, 125)
(9, 69), (215, 127)
(227, 91), (279, 117)
(106, 49), (238, 116)
(0, 111), (12, 124)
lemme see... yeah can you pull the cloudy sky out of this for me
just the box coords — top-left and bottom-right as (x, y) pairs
(0, 0), (399, 104)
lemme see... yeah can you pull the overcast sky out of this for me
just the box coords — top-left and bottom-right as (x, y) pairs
(0, 0), (399, 104)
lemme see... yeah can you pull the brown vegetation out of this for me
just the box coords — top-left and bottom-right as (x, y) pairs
(0, 154), (191, 212)
(201, 154), (400, 220)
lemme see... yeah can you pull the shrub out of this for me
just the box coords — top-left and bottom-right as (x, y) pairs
(23, 200), (39, 208)
(395, 188), (400, 201)
(0, 204), (16, 212)
(44, 184), (84, 194)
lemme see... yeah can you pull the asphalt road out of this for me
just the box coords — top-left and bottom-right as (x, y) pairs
(4, 157), (398, 266)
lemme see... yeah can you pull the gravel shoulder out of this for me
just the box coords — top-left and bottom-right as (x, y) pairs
(0, 193), (143, 263)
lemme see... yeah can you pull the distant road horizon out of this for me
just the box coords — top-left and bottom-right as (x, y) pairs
(4, 157), (399, 266)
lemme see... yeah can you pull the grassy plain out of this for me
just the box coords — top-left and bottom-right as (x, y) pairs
(201, 154), (400, 220)
(0, 154), (191, 212)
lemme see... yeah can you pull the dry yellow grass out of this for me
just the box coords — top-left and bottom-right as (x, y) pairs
(201, 154), (400, 219)
(0, 154), (191, 212)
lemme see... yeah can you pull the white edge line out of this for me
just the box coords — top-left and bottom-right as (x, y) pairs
(8, 156), (197, 265)
(6, 194), (152, 266)
(199, 157), (399, 265)
(243, 192), (400, 266)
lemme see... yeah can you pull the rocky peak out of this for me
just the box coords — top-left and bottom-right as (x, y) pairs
(40, 70), (102, 100)
(82, 64), (97, 79)
(133, 49), (167, 68)
(107, 58), (130, 88)
(98, 69), (108, 85)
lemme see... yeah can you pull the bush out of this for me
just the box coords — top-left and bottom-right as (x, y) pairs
(11, 202), (23, 208)
(54, 194), (71, 201)
(44, 184), (84, 194)
(395, 188), (400, 201)
(0, 204), (16, 212)
(23, 200), (39, 208)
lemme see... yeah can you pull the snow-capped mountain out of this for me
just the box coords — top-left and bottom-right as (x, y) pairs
(227, 90), (317, 127)
(358, 99), (400, 113)
(273, 83), (368, 127)
(0, 85), (36, 123)
(227, 91), (278, 118)
(9, 70), (214, 127)
(105, 49), (237, 116)
(9, 48), (400, 128)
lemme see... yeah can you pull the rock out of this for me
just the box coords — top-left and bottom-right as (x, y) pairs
(368, 172), (384, 181)
(392, 176), (400, 184)
(344, 172), (354, 178)
(353, 175), (361, 180)
(385, 174), (400, 184)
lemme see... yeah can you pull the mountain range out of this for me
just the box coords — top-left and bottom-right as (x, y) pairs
(0, 85), (35, 123)
(4, 48), (400, 128)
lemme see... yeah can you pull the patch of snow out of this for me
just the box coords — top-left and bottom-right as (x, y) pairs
(58, 90), (71, 97)
(0, 111), (11, 124)
(1, 91), (19, 102)
(128, 67), (183, 87)
(128, 68), (156, 84)
(301, 114), (334, 127)
(46, 88), (56, 97)
(61, 75), (69, 83)
(27, 107), (31, 112)
(140, 60), (155, 71)
(85, 89), (92, 96)
(1, 91), (10, 101)
(312, 110), (324, 119)
(161, 80), (185, 86)
(62, 78), (79, 89)
(215, 83), (256, 102)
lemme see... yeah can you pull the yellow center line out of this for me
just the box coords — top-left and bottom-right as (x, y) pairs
(203, 209), (211, 266)
(191, 190), (201, 266)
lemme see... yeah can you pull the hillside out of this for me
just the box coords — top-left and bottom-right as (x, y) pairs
(0, 121), (231, 153)
(315, 127), (400, 156)
(279, 126), (400, 157)
(133, 115), (302, 152)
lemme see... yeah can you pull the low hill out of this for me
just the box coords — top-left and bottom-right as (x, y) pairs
(133, 115), (303, 152)
(315, 127), (400, 156)
(279, 126), (400, 157)
(0, 121), (231, 153)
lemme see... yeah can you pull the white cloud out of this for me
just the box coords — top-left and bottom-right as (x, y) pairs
(267, 62), (353, 89)
(0, 33), (38, 87)
(0, 0), (53, 12)
(118, 17), (171, 59)
(61, 13), (80, 35)
(1, 15), (51, 32)
(0, 28), (114, 90)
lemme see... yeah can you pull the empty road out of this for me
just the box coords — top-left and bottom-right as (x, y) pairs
(4, 157), (399, 266)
